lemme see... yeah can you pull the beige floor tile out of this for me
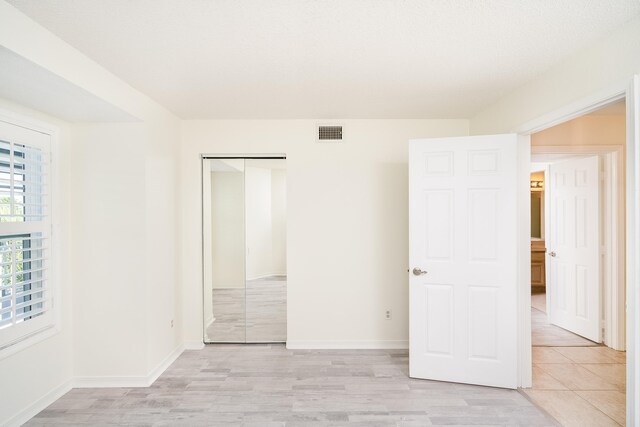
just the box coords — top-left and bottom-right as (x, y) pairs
(581, 364), (626, 391)
(523, 390), (620, 427)
(554, 347), (621, 364)
(532, 365), (568, 390)
(531, 309), (597, 347)
(537, 363), (618, 391)
(590, 347), (627, 363)
(532, 293), (547, 312)
(533, 347), (572, 364)
(575, 390), (626, 425)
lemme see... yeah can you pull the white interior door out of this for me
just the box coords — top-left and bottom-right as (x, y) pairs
(409, 134), (518, 389)
(546, 156), (600, 342)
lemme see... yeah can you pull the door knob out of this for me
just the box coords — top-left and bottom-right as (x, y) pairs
(548, 251), (557, 257)
(412, 267), (428, 276)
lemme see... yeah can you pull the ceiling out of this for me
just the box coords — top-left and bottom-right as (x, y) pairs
(6, 0), (640, 119)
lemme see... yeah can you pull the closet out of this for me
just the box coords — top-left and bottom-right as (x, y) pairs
(202, 157), (287, 343)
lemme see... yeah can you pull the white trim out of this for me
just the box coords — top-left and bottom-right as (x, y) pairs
(516, 81), (627, 135)
(626, 74), (639, 427)
(246, 273), (287, 280)
(517, 135), (532, 388)
(146, 344), (184, 386)
(0, 324), (59, 360)
(184, 340), (205, 350)
(286, 340), (409, 350)
(73, 344), (184, 388)
(0, 107), (60, 360)
(608, 151), (625, 351)
(533, 145), (625, 350)
(73, 375), (151, 389)
(3, 379), (72, 427)
(201, 153), (287, 159)
(205, 314), (215, 329)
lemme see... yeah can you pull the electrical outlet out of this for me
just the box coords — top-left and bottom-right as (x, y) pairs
(171, 319), (174, 328)
(385, 310), (392, 320)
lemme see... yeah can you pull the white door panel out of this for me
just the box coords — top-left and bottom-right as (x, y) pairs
(547, 156), (600, 342)
(409, 134), (518, 389)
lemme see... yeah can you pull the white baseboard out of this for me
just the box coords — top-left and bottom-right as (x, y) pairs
(246, 272), (286, 280)
(183, 340), (205, 350)
(73, 375), (150, 388)
(4, 379), (72, 427)
(286, 340), (409, 350)
(74, 344), (184, 388)
(7, 342), (197, 425)
(146, 344), (184, 385)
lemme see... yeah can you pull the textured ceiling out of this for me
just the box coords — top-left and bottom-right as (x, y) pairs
(6, 0), (640, 119)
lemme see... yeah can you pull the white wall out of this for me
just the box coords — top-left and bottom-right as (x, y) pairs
(70, 121), (181, 383)
(470, 15), (640, 135)
(271, 169), (287, 275)
(531, 114), (626, 147)
(211, 171), (245, 288)
(0, 98), (73, 426)
(0, 3), (182, 423)
(142, 115), (181, 379)
(70, 123), (148, 377)
(180, 119), (469, 348)
(71, 118), (182, 380)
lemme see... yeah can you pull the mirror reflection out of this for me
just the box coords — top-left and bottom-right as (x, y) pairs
(203, 158), (287, 343)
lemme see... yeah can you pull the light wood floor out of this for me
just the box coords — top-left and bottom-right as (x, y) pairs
(205, 276), (286, 343)
(27, 345), (557, 426)
(528, 293), (626, 426)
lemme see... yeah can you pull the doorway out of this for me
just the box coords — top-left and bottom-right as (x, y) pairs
(524, 100), (627, 425)
(202, 156), (287, 344)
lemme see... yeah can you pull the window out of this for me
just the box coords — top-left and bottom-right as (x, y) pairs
(0, 119), (53, 352)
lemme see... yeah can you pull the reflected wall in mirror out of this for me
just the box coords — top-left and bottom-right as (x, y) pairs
(202, 157), (287, 343)
(203, 159), (246, 342)
(245, 159), (287, 342)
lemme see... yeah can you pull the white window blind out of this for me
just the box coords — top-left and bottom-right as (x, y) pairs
(0, 120), (53, 350)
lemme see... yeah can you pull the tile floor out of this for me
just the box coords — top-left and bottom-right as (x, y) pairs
(526, 293), (626, 426)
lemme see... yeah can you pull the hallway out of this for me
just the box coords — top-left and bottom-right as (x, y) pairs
(527, 293), (626, 426)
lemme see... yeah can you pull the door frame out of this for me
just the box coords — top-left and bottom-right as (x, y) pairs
(533, 145), (625, 350)
(515, 76), (638, 426)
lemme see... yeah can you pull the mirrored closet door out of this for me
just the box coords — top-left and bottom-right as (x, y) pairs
(202, 157), (287, 343)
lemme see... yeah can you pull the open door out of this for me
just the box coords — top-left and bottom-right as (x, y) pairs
(546, 156), (600, 342)
(409, 134), (518, 389)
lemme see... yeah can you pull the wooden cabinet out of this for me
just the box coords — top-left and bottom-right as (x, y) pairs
(531, 240), (546, 292)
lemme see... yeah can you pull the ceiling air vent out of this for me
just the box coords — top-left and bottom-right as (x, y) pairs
(317, 125), (343, 143)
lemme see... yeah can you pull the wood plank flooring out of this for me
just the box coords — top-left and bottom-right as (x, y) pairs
(26, 345), (557, 426)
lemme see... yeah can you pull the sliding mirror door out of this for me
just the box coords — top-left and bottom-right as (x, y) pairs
(203, 157), (287, 344)
(244, 159), (287, 342)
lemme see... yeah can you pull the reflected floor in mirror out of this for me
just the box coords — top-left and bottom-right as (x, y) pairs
(206, 275), (286, 343)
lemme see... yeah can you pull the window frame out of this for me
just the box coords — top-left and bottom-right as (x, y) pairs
(0, 108), (59, 360)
